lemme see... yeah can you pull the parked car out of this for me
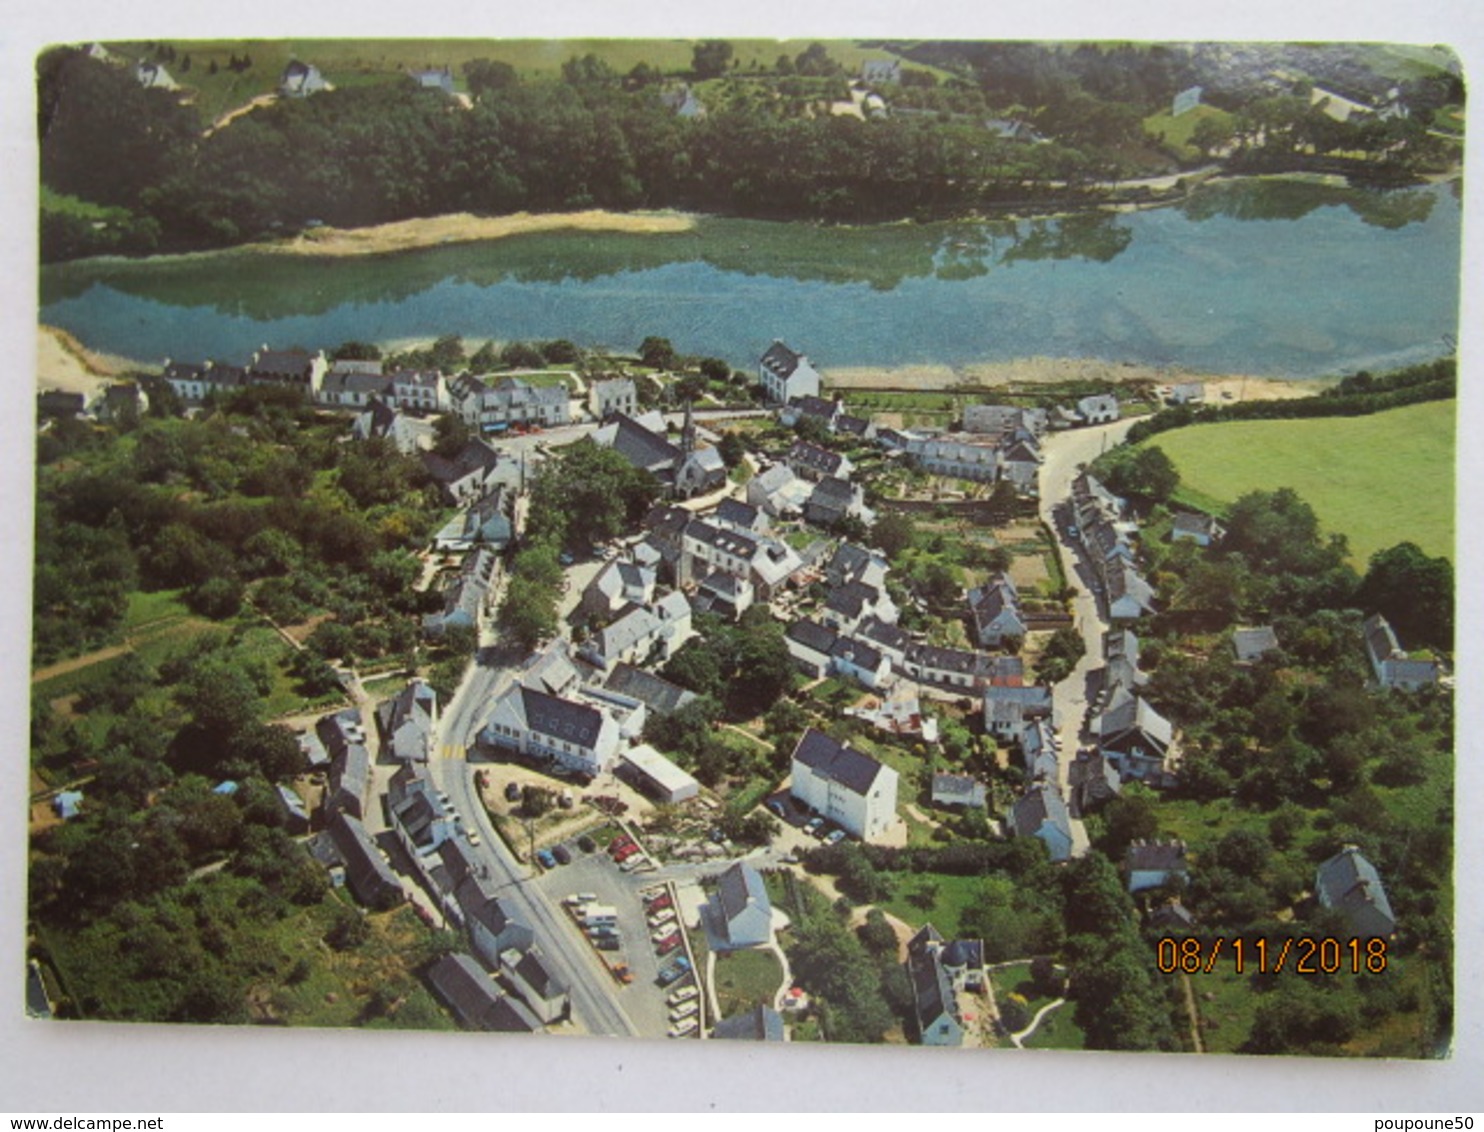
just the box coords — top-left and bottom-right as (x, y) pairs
(657, 958), (692, 986)
(595, 936), (621, 951)
(466, 831), (482, 848)
(651, 925), (678, 945)
(647, 910), (677, 930)
(823, 829), (846, 846)
(656, 933), (682, 956)
(577, 835), (597, 854)
(669, 1001), (699, 1021)
(552, 845), (572, 865)
(619, 855), (647, 872)
(536, 849), (557, 869)
(611, 964), (634, 985)
(505, 782), (522, 803)
(667, 986), (699, 1006)
(612, 843), (640, 863)
(803, 817), (824, 836)
(767, 800), (787, 819)
(645, 893), (672, 912)
(667, 1019), (698, 1038)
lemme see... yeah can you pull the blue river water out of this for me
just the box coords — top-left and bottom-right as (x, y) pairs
(38, 179), (1462, 378)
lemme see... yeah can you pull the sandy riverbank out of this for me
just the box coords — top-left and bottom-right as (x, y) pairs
(260, 208), (697, 258)
(822, 356), (1332, 403)
(36, 326), (146, 395)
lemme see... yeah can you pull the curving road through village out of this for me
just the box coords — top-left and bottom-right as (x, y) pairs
(1035, 417), (1138, 856)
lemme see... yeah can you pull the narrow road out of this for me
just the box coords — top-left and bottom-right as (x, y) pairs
(1036, 418), (1137, 855)
(429, 652), (639, 1038)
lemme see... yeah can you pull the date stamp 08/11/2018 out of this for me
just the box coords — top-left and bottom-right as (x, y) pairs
(1157, 936), (1390, 976)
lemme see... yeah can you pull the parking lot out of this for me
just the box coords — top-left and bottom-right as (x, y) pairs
(762, 789), (849, 858)
(536, 837), (702, 1039)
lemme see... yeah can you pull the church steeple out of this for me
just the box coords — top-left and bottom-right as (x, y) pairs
(680, 395), (697, 457)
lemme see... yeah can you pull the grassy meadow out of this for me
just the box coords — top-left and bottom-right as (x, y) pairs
(1145, 399), (1455, 565)
(96, 39), (924, 124)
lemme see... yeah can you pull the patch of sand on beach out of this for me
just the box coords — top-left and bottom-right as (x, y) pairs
(823, 356), (1332, 403)
(37, 325), (144, 395)
(265, 209), (696, 257)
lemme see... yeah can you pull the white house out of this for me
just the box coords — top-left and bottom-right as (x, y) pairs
(709, 862), (773, 950)
(1124, 840), (1189, 893)
(1011, 784), (1074, 862)
(589, 377), (638, 420)
(499, 947), (570, 1024)
(450, 374), (572, 431)
(789, 728), (898, 843)
(1362, 614), (1440, 691)
(903, 431), (1002, 483)
(906, 925), (965, 1047)
(758, 340), (823, 405)
(480, 685), (622, 778)
(1096, 687), (1176, 785)
(386, 368), (448, 413)
(1077, 394), (1120, 424)
(375, 679), (438, 762)
(580, 592), (691, 672)
(968, 574), (1026, 646)
(1315, 845), (1397, 938)
(582, 560), (657, 620)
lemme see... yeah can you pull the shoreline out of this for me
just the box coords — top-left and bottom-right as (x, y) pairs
(36, 326), (139, 396)
(37, 321), (1342, 404)
(821, 358), (1335, 403)
(45, 209), (700, 269)
(41, 168), (1461, 271)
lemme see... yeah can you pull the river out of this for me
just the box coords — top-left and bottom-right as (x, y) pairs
(38, 177), (1462, 379)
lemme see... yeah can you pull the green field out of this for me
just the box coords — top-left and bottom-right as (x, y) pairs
(1143, 103), (1234, 156)
(95, 39), (928, 123)
(1145, 399), (1455, 565)
(711, 948), (785, 1018)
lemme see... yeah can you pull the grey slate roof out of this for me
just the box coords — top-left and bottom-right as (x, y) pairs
(1233, 626), (1280, 662)
(788, 440), (844, 477)
(1172, 511), (1223, 540)
(327, 812), (402, 907)
(251, 348), (316, 380)
(786, 618), (839, 656)
(714, 498), (763, 531)
(520, 686), (604, 749)
(510, 948), (568, 1003)
(792, 728), (886, 796)
(603, 664), (698, 715)
(607, 413), (681, 472)
(906, 932), (957, 1036)
(1099, 690), (1174, 752)
(1012, 784), (1072, 842)
(824, 581), (879, 620)
(760, 340), (806, 380)
(1125, 840), (1188, 874)
(715, 861), (772, 944)
(1316, 846), (1397, 936)
(427, 953), (541, 1033)
(931, 773), (986, 808)
(830, 636), (884, 673)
